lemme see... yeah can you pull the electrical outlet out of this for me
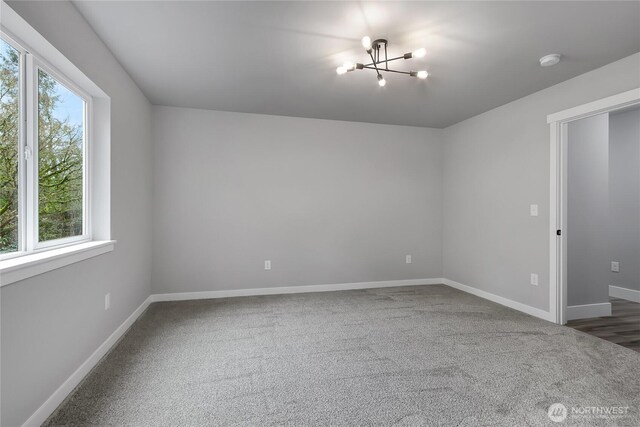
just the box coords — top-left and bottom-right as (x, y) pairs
(264, 260), (271, 270)
(406, 255), (412, 264)
(611, 261), (620, 273)
(105, 293), (111, 311)
(530, 273), (538, 286)
(530, 204), (539, 217)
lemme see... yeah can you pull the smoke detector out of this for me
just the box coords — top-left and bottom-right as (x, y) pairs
(539, 54), (561, 67)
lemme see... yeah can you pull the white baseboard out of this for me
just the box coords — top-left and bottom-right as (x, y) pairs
(609, 285), (640, 303)
(22, 295), (152, 427)
(566, 302), (612, 321)
(442, 278), (555, 322)
(22, 275), (559, 426)
(151, 278), (445, 302)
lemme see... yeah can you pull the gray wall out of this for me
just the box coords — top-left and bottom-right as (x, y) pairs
(1, 2), (153, 426)
(609, 108), (640, 292)
(443, 53), (640, 311)
(151, 106), (442, 293)
(566, 114), (610, 306)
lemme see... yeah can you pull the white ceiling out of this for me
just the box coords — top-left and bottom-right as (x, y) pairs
(73, 1), (640, 128)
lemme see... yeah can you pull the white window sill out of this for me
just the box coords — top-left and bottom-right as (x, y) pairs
(0, 240), (116, 287)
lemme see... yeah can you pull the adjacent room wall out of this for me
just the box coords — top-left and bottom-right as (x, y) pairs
(609, 108), (640, 293)
(442, 53), (640, 312)
(1, 2), (153, 426)
(152, 106), (443, 294)
(566, 114), (610, 307)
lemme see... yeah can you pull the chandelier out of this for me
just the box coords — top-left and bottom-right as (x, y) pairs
(336, 36), (428, 87)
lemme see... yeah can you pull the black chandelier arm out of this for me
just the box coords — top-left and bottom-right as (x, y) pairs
(362, 55), (407, 68)
(367, 51), (382, 77)
(361, 66), (412, 75)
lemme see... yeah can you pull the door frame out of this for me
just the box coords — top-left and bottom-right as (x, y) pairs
(548, 88), (640, 325)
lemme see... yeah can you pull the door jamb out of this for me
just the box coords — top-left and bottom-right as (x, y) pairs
(548, 88), (640, 325)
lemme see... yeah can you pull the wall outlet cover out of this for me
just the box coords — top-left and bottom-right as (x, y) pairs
(264, 260), (271, 270)
(406, 255), (412, 264)
(611, 261), (620, 272)
(530, 273), (539, 286)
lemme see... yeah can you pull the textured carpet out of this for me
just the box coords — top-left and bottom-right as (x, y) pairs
(46, 285), (640, 426)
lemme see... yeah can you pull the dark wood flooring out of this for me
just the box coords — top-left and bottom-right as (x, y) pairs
(567, 298), (640, 352)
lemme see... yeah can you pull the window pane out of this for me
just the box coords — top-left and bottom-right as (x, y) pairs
(38, 69), (85, 242)
(0, 38), (20, 254)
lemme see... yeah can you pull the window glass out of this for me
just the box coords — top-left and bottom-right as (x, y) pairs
(38, 69), (85, 242)
(0, 38), (20, 254)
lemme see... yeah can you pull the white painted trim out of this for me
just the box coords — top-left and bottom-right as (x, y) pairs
(566, 302), (612, 321)
(0, 2), (112, 264)
(22, 295), (152, 427)
(609, 285), (640, 303)
(151, 278), (557, 323)
(0, 240), (116, 286)
(442, 278), (555, 322)
(151, 278), (445, 302)
(547, 88), (640, 124)
(548, 88), (640, 325)
(549, 121), (560, 324)
(19, 276), (563, 426)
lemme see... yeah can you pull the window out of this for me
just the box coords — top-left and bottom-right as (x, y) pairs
(0, 33), (91, 259)
(37, 67), (87, 244)
(0, 3), (112, 286)
(0, 38), (20, 254)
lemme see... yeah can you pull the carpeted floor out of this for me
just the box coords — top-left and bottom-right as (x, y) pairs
(46, 285), (640, 426)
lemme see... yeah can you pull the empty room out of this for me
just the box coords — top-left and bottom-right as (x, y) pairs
(1, 1), (639, 426)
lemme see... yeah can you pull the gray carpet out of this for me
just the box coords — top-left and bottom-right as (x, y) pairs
(45, 285), (640, 426)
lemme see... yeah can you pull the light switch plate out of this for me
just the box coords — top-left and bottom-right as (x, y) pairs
(611, 261), (620, 272)
(530, 273), (538, 286)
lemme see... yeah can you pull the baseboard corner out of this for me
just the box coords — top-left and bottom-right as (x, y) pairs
(441, 278), (555, 323)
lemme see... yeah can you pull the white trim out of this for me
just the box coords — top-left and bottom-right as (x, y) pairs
(18, 276), (563, 426)
(151, 278), (556, 323)
(21, 295), (152, 427)
(442, 278), (555, 322)
(609, 285), (640, 303)
(547, 88), (640, 124)
(0, 240), (115, 286)
(0, 2), (111, 262)
(548, 88), (640, 325)
(566, 302), (612, 321)
(549, 121), (560, 324)
(151, 278), (445, 302)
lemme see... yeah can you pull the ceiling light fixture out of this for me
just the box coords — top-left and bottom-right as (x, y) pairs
(336, 37), (428, 87)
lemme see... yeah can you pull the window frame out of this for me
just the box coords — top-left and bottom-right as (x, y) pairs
(0, 30), (93, 260)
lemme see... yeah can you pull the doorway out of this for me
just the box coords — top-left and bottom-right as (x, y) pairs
(548, 88), (640, 333)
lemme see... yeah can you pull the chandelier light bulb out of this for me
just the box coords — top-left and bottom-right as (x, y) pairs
(361, 36), (372, 50)
(412, 48), (426, 58)
(336, 66), (347, 75)
(416, 70), (428, 79)
(377, 75), (386, 87)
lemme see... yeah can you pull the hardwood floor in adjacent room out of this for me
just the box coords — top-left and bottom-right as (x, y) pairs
(567, 298), (640, 352)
